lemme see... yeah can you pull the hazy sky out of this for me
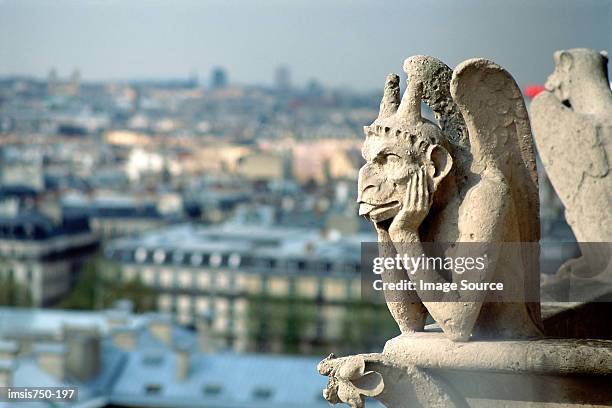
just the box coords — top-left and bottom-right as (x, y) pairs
(0, 0), (610, 90)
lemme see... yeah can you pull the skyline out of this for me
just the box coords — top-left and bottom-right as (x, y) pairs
(0, 0), (610, 91)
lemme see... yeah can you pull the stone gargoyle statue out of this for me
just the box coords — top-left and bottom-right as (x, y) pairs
(319, 54), (544, 408)
(531, 48), (611, 286)
(356, 55), (543, 342)
(318, 53), (612, 408)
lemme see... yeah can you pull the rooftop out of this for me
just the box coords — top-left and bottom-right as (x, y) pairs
(0, 306), (333, 408)
(107, 223), (368, 262)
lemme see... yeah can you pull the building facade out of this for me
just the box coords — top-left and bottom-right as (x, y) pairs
(0, 212), (99, 306)
(104, 224), (380, 353)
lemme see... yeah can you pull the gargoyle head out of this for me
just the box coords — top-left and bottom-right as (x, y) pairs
(546, 48), (609, 106)
(357, 74), (452, 226)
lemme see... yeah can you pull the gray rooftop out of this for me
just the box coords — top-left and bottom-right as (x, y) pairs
(107, 223), (369, 263)
(0, 307), (336, 408)
(111, 351), (328, 408)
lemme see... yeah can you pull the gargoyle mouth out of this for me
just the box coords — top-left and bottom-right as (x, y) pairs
(359, 201), (401, 222)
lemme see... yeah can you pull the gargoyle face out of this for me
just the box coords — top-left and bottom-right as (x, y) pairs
(357, 73), (453, 224)
(357, 124), (452, 223)
(546, 51), (573, 104)
(357, 136), (418, 222)
(545, 65), (570, 104)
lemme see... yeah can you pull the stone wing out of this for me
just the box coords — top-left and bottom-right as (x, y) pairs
(450, 59), (541, 327)
(531, 91), (611, 241)
(450, 58), (540, 245)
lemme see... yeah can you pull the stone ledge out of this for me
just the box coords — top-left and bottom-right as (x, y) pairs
(383, 331), (612, 376)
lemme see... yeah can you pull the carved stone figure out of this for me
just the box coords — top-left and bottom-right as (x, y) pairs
(531, 48), (611, 283)
(356, 55), (542, 341)
(319, 54), (612, 408)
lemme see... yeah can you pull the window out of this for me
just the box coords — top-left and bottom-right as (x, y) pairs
(196, 297), (209, 312)
(142, 354), (164, 366)
(228, 253), (241, 268)
(210, 252), (222, 268)
(145, 384), (162, 395)
(213, 315), (228, 332)
(216, 272), (231, 290)
(177, 295), (192, 311)
(160, 270), (174, 287)
(268, 277), (288, 296)
(135, 248), (148, 263)
(153, 249), (166, 264)
(123, 268), (137, 282)
(234, 299), (247, 313)
(252, 387), (274, 400)
(297, 277), (318, 298)
(324, 278), (347, 301)
(178, 271), (192, 288)
(237, 274), (261, 294)
(142, 269), (156, 285)
(344, 262), (359, 274)
(214, 298), (229, 313)
(173, 251), (185, 265)
(191, 253), (203, 266)
(202, 384), (222, 396)
(197, 272), (210, 289)
(157, 295), (172, 312)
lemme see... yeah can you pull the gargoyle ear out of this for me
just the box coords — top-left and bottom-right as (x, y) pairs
(557, 51), (573, 72)
(426, 144), (452, 190)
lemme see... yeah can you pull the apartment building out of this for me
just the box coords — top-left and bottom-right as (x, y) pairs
(104, 224), (368, 351)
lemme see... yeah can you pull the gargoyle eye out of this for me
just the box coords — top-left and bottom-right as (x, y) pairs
(384, 152), (402, 161)
(374, 152), (401, 164)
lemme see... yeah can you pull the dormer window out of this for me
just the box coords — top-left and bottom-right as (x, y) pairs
(135, 248), (147, 263)
(153, 249), (166, 264)
(252, 387), (274, 400)
(202, 384), (222, 396)
(173, 251), (185, 265)
(210, 253), (222, 267)
(191, 253), (203, 266)
(144, 383), (162, 395)
(228, 253), (241, 268)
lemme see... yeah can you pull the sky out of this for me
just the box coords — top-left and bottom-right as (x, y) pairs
(0, 0), (610, 91)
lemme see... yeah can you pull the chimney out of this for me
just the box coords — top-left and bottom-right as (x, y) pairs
(148, 314), (173, 345)
(175, 344), (190, 381)
(0, 340), (19, 360)
(111, 327), (137, 350)
(0, 359), (15, 387)
(34, 343), (66, 380)
(62, 326), (101, 381)
(195, 311), (216, 353)
(105, 309), (129, 329)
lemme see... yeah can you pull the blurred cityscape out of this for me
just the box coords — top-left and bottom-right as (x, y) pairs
(0, 65), (575, 407)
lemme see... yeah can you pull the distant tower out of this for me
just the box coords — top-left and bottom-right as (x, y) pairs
(48, 68), (58, 84)
(47, 68), (59, 94)
(306, 78), (323, 97)
(274, 65), (291, 91)
(210, 67), (228, 89)
(69, 69), (81, 95)
(70, 69), (81, 86)
(188, 70), (199, 88)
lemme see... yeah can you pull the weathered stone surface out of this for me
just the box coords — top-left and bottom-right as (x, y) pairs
(319, 53), (612, 408)
(531, 48), (612, 287)
(318, 351), (467, 408)
(356, 55), (541, 341)
(383, 332), (612, 376)
(320, 332), (612, 408)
